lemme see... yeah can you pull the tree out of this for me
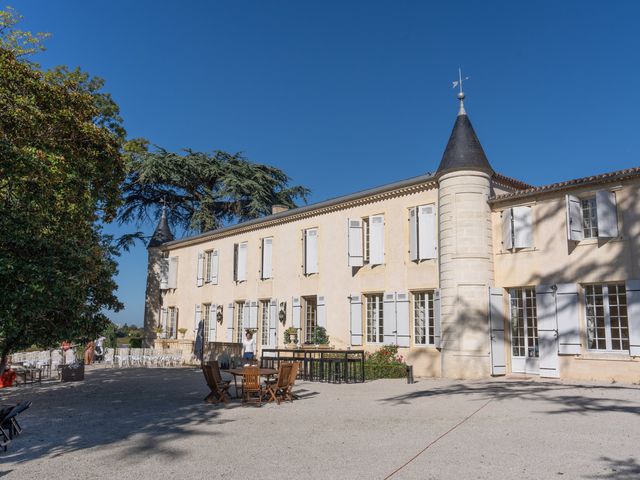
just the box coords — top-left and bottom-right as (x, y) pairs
(0, 10), (126, 373)
(118, 145), (310, 235)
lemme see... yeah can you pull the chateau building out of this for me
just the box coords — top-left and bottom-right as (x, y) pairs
(144, 92), (640, 381)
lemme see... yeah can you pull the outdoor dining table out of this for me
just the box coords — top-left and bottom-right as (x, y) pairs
(225, 367), (277, 399)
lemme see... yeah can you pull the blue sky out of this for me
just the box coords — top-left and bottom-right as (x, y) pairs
(17, 1), (640, 326)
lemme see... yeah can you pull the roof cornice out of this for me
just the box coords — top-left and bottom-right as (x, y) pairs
(489, 167), (640, 206)
(162, 173), (437, 250)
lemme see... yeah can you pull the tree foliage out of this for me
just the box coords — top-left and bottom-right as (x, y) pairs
(119, 145), (310, 234)
(0, 10), (126, 371)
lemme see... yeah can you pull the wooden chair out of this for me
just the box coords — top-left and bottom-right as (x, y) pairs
(264, 363), (293, 405)
(210, 361), (231, 393)
(284, 361), (301, 402)
(241, 366), (263, 406)
(202, 364), (230, 404)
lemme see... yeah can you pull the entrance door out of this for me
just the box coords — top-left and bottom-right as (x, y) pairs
(509, 288), (539, 375)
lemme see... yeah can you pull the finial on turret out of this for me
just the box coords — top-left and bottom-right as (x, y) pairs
(451, 67), (469, 116)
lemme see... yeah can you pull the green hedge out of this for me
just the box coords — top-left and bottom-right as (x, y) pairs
(364, 362), (407, 380)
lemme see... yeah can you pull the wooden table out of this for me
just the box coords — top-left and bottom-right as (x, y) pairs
(225, 367), (277, 398)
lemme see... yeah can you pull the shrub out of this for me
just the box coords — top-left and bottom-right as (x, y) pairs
(310, 326), (330, 345)
(129, 337), (142, 348)
(364, 344), (407, 380)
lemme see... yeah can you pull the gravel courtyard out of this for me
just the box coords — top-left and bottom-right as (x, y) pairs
(1, 368), (639, 480)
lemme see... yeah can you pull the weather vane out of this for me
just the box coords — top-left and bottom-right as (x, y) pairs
(452, 67), (469, 115)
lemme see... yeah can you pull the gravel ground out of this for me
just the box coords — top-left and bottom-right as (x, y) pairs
(1, 367), (639, 480)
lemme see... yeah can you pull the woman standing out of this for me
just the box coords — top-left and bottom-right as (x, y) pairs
(242, 331), (256, 362)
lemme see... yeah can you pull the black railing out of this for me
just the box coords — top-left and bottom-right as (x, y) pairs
(260, 348), (365, 383)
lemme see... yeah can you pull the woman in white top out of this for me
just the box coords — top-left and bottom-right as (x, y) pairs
(242, 331), (256, 361)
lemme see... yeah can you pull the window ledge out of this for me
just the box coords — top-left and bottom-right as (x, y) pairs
(577, 352), (636, 362)
(573, 237), (624, 246)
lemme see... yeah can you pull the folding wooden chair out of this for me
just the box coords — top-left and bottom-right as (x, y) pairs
(264, 363), (293, 405)
(284, 361), (301, 402)
(202, 365), (230, 404)
(241, 366), (263, 406)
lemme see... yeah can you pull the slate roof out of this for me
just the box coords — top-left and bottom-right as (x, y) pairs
(148, 209), (174, 248)
(436, 113), (493, 176)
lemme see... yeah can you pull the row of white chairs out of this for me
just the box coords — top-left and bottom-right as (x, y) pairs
(11, 348), (187, 372)
(106, 348), (185, 368)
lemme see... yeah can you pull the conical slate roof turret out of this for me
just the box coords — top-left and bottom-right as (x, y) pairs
(436, 89), (493, 177)
(148, 206), (174, 248)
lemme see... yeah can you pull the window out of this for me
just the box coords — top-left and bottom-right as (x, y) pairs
(304, 228), (318, 274)
(413, 291), (434, 345)
(409, 205), (437, 260)
(509, 288), (538, 358)
(204, 251), (213, 283)
(502, 206), (533, 250)
(235, 301), (245, 343)
(567, 191), (618, 241)
(362, 217), (370, 263)
(233, 242), (248, 282)
(366, 294), (384, 343)
(581, 197), (598, 239)
(202, 303), (211, 341)
(585, 284), (629, 351)
(261, 237), (273, 279)
(168, 307), (177, 339)
(260, 300), (270, 346)
(303, 296), (318, 343)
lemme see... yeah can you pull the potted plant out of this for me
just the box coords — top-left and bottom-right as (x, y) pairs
(284, 327), (298, 348)
(178, 327), (188, 339)
(311, 326), (330, 348)
(153, 326), (163, 338)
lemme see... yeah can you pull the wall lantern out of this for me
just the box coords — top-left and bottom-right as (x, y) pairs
(216, 305), (224, 324)
(279, 301), (287, 325)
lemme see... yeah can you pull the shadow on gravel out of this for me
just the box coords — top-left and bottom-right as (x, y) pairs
(0, 368), (237, 464)
(585, 457), (640, 479)
(379, 379), (640, 416)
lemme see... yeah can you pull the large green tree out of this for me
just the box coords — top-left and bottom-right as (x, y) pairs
(0, 10), (125, 372)
(119, 145), (310, 235)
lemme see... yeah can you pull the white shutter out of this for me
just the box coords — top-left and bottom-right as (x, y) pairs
(626, 280), (640, 356)
(292, 297), (302, 329)
(317, 296), (327, 329)
(225, 303), (235, 342)
(173, 308), (179, 339)
(210, 249), (219, 285)
(433, 289), (441, 348)
(262, 237), (273, 279)
(383, 292), (397, 344)
(194, 304), (201, 333)
(566, 195), (584, 241)
(233, 244), (238, 281)
(304, 229), (318, 274)
(536, 285), (560, 378)
(268, 299), (278, 348)
(243, 301), (250, 333)
(208, 304), (217, 342)
(418, 205), (436, 260)
(502, 208), (513, 250)
(395, 292), (410, 347)
(237, 242), (248, 281)
(488, 287), (506, 376)
(369, 215), (384, 265)
(160, 308), (168, 338)
(348, 219), (364, 267)
(196, 251), (204, 286)
(248, 301), (258, 329)
(556, 283), (581, 355)
(167, 257), (178, 289)
(596, 190), (618, 238)
(409, 207), (419, 261)
(513, 206), (533, 248)
(350, 295), (363, 346)
(160, 258), (170, 289)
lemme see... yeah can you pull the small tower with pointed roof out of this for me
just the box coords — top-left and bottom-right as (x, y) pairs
(436, 83), (496, 379)
(143, 206), (174, 345)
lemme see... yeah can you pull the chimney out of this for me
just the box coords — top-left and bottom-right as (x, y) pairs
(271, 204), (289, 215)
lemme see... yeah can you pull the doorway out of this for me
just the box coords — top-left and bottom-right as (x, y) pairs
(509, 288), (539, 375)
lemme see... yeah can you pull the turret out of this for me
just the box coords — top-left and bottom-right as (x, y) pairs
(143, 207), (174, 345)
(437, 83), (496, 378)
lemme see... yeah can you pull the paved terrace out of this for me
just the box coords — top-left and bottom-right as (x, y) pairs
(1, 368), (639, 479)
